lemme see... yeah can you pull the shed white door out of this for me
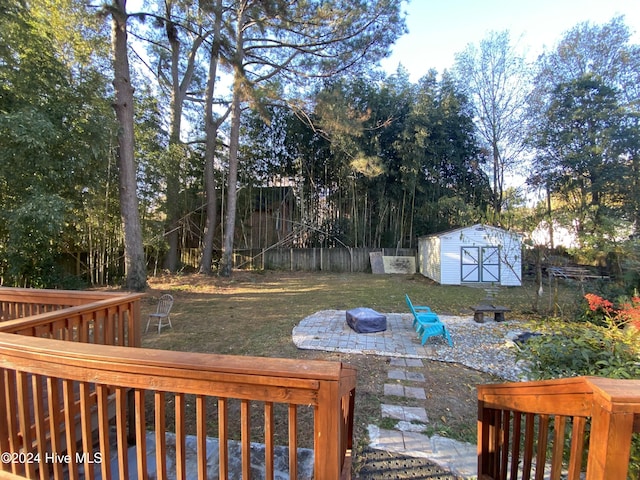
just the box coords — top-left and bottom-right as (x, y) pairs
(461, 247), (480, 282)
(461, 246), (500, 283)
(481, 247), (500, 282)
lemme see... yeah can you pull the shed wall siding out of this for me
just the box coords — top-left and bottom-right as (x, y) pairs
(439, 233), (465, 285)
(418, 235), (441, 283)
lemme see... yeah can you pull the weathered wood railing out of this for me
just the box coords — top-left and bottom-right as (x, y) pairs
(0, 287), (142, 347)
(0, 288), (356, 479)
(478, 376), (640, 480)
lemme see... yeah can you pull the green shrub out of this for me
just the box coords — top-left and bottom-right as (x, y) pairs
(516, 321), (640, 380)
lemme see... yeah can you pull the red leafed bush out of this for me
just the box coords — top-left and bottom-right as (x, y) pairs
(584, 293), (640, 329)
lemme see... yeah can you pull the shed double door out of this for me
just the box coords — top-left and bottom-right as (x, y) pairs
(461, 246), (500, 283)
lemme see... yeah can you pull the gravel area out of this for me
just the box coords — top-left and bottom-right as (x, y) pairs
(426, 315), (530, 381)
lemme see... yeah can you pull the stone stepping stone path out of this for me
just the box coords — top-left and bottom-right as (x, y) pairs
(367, 357), (478, 479)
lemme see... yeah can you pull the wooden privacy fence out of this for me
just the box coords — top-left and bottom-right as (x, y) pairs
(0, 288), (357, 479)
(181, 247), (418, 272)
(477, 376), (640, 480)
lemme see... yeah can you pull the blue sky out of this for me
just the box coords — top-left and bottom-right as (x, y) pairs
(380, 0), (640, 81)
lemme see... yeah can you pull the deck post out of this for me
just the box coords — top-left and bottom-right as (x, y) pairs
(130, 298), (141, 347)
(586, 397), (634, 480)
(315, 378), (341, 479)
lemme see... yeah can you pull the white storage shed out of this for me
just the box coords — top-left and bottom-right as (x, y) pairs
(418, 224), (522, 286)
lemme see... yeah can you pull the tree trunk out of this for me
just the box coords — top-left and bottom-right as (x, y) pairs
(219, 6), (245, 277)
(200, 155), (219, 274)
(633, 155), (640, 232)
(492, 140), (502, 220)
(162, 6), (205, 273)
(111, 0), (146, 290)
(163, 13), (184, 273)
(199, 0), (224, 275)
(546, 182), (554, 249)
(219, 79), (242, 277)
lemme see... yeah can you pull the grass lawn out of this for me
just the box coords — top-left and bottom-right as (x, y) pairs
(139, 271), (583, 456)
(141, 271), (581, 356)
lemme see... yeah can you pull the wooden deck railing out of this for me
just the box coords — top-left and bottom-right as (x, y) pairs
(0, 333), (356, 479)
(0, 287), (143, 348)
(0, 287), (137, 318)
(0, 288), (356, 479)
(478, 376), (640, 480)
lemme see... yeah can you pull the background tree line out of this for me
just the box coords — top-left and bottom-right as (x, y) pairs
(241, 70), (490, 250)
(1, 0), (639, 289)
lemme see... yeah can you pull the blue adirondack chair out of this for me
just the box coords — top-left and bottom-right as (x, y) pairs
(405, 294), (439, 329)
(405, 294), (453, 347)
